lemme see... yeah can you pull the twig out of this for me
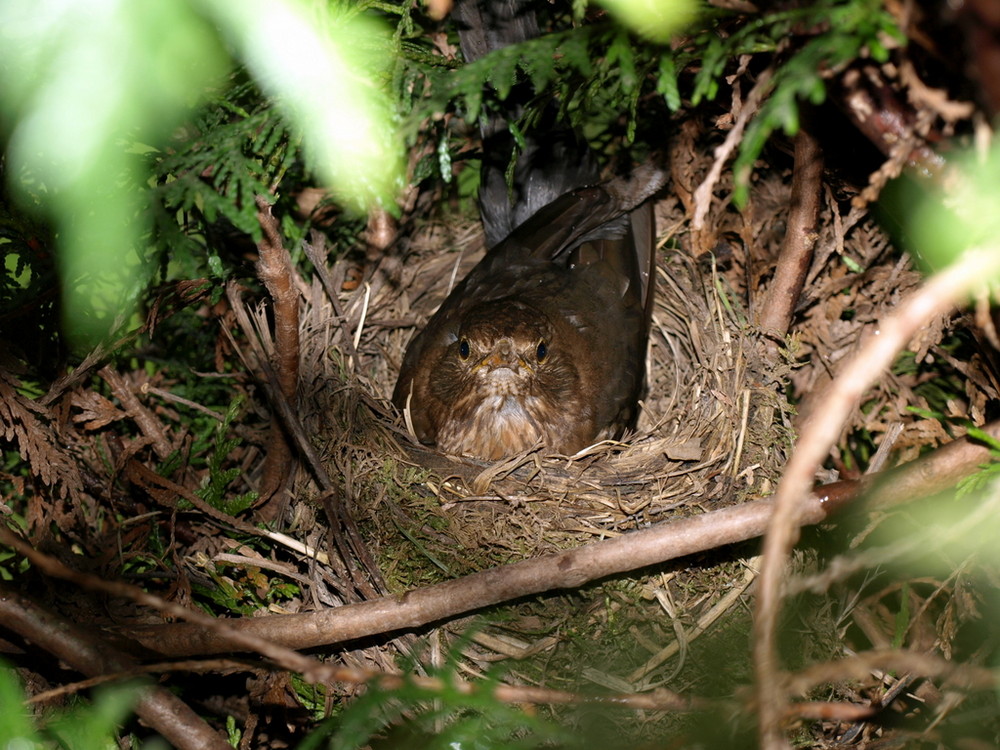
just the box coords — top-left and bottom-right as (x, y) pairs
(0, 583), (231, 750)
(836, 65), (948, 199)
(40, 329), (139, 407)
(253, 195), (300, 515)
(139, 383), (226, 421)
(0, 521), (330, 682)
(123, 411), (1000, 658)
(752, 246), (1000, 749)
(124, 493), (835, 656)
(692, 67), (774, 233)
(28, 659), (255, 704)
(0, 538), (702, 715)
(225, 281), (334, 493)
(758, 124), (824, 341)
(629, 556), (760, 683)
(302, 230), (362, 364)
(786, 648), (999, 696)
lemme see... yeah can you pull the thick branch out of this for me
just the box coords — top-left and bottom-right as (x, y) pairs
(759, 125), (824, 339)
(0, 584), (230, 750)
(118, 409), (1000, 658)
(254, 195), (299, 513)
(123, 493), (828, 655)
(752, 246), (1000, 749)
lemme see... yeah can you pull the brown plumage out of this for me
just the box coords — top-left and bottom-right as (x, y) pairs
(393, 173), (660, 460)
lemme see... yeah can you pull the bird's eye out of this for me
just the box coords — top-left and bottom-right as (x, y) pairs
(458, 339), (471, 360)
(536, 341), (548, 362)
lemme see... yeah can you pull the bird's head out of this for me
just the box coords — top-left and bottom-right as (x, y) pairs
(437, 300), (555, 399)
(426, 299), (581, 458)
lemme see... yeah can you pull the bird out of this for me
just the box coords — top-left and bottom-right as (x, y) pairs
(392, 0), (663, 461)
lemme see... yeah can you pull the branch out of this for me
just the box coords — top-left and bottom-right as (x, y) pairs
(225, 281), (334, 494)
(758, 125), (824, 340)
(752, 246), (1000, 749)
(692, 66), (773, 234)
(123, 493), (829, 655)
(836, 65), (949, 200)
(254, 195), (300, 517)
(0, 522), (330, 681)
(98, 366), (174, 460)
(0, 584), (230, 750)
(115, 405), (1000, 659)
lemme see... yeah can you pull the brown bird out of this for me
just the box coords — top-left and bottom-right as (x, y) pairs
(394, 170), (661, 460)
(392, 0), (663, 460)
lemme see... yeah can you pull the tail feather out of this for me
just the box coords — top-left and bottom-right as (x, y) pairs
(452, 0), (599, 247)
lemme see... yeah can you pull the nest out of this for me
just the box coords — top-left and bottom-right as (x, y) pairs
(283, 130), (960, 566)
(289, 191), (792, 565)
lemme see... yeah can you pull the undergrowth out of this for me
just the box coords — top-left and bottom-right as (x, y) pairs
(1, 0), (997, 747)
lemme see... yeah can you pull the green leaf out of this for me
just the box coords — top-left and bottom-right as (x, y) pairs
(48, 682), (142, 750)
(597, 0), (699, 43)
(0, 662), (40, 747)
(967, 427), (1000, 455)
(0, 0), (230, 347)
(891, 582), (910, 649)
(486, 47), (521, 100)
(199, 0), (403, 214)
(657, 53), (681, 111)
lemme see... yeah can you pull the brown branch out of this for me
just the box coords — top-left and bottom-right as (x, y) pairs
(28, 659), (254, 704)
(0, 522), (329, 681)
(0, 584), (231, 750)
(5, 417), (1000, 722)
(0, 521), (700, 713)
(225, 281), (334, 494)
(819, 423), (1000, 511)
(122, 493), (834, 656)
(0, 531), (703, 714)
(759, 125), (824, 340)
(752, 246), (1000, 750)
(692, 66), (774, 236)
(782, 702), (874, 722)
(124, 459), (267, 536)
(959, 0), (1000, 116)
(837, 65), (948, 188)
(254, 195), (300, 517)
(786, 648), (1000, 696)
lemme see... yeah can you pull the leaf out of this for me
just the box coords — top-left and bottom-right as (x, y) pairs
(606, 30), (638, 92)
(657, 53), (681, 110)
(486, 47), (521, 100)
(0, 663), (39, 748)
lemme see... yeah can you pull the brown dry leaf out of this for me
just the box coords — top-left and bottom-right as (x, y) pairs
(0, 366), (84, 501)
(70, 390), (126, 431)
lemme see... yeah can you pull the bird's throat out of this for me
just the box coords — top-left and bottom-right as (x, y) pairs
(437, 394), (543, 460)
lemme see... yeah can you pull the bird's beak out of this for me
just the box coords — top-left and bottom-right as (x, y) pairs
(477, 340), (532, 374)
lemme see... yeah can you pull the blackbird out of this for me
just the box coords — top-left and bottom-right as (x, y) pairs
(392, 0), (663, 460)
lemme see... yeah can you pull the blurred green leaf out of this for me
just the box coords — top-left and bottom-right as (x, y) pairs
(0, 0), (230, 347)
(0, 662), (39, 746)
(0, 0), (404, 348)
(48, 683), (141, 750)
(597, 0), (699, 43)
(907, 144), (1000, 272)
(198, 0), (403, 213)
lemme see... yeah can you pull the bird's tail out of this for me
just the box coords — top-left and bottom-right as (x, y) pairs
(451, 0), (600, 247)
